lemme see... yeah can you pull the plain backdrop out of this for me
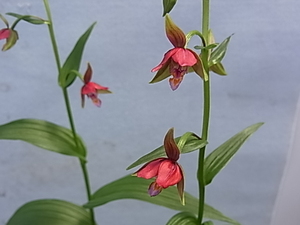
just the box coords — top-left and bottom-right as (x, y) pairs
(0, 0), (300, 224)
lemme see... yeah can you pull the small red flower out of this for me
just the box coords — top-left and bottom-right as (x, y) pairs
(0, 28), (18, 51)
(81, 63), (111, 108)
(150, 14), (204, 90)
(134, 128), (185, 204)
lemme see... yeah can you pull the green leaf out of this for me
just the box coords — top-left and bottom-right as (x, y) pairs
(210, 62), (227, 76)
(204, 122), (264, 185)
(202, 221), (214, 225)
(163, 0), (177, 16)
(0, 119), (86, 160)
(126, 135), (207, 170)
(166, 212), (198, 225)
(7, 199), (92, 225)
(209, 34), (233, 66)
(6, 12), (49, 25)
(59, 22), (96, 88)
(84, 175), (240, 225)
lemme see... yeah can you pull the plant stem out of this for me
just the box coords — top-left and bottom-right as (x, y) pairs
(43, 1), (95, 224)
(197, 0), (210, 224)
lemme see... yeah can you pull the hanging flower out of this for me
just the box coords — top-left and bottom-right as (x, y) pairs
(150, 14), (204, 90)
(0, 15), (18, 51)
(81, 63), (111, 108)
(134, 128), (185, 204)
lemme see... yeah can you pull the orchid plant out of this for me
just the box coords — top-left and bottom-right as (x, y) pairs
(0, 0), (263, 225)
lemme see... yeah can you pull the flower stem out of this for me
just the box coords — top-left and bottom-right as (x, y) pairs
(197, 0), (210, 224)
(43, 1), (95, 224)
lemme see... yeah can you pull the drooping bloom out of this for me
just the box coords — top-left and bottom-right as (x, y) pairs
(134, 128), (185, 204)
(150, 14), (204, 90)
(81, 63), (111, 108)
(0, 28), (18, 51)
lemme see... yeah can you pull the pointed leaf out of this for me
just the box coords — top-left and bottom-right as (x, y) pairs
(59, 22), (96, 88)
(6, 13), (49, 25)
(7, 199), (92, 225)
(210, 62), (227, 75)
(204, 123), (264, 185)
(166, 212), (198, 225)
(84, 175), (240, 225)
(163, 0), (177, 16)
(0, 119), (86, 159)
(209, 34), (233, 66)
(202, 221), (214, 225)
(127, 135), (207, 170)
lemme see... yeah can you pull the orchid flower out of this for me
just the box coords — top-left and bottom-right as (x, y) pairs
(150, 14), (204, 90)
(134, 128), (185, 204)
(81, 63), (111, 108)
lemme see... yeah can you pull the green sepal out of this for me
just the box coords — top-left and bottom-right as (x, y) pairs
(0, 119), (86, 160)
(166, 212), (198, 225)
(7, 199), (92, 225)
(6, 12), (49, 25)
(204, 122), (264, 185)
(126, 134), (207, 170)
(210, 62), (227, 75)
(209, 34), (233, 66)
(163, 0), (177, 16)
(83, 175), (241, 225)
(59, 22), (96, 88)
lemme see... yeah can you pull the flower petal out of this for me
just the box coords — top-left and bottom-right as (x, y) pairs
(90, 82), (109, 91)
(169, 76), (183, 91)
(151, 48), (179, 72)
(134, 158), (165, 179)
(81, 83), (96, 95)
(190, 50), (205, 79)
(165, 14), (186, 48)
(0, 28), (10, 40)
(88, 93), (102, 107)
(83, 63), (93, 84)
(156, 160), (182, 188)
(172, 48), (197, 67)
(148, 182), (163, 197)
(164, 128), (180, 161)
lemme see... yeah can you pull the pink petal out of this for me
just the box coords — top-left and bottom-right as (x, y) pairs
(172, 49), (197, 67)
(89, 82), (109, 91)
(151, 48), (179, 72)
(81, 83), (97, 95)
(156, 160), (182, 188)
(135, 158), (165, 179)
(0, 29), (10, 40)
(148, 182), (163, 197)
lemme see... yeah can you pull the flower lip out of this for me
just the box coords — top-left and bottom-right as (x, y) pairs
(0, 29), (10, 40)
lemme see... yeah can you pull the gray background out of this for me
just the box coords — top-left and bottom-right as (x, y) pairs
(0, 0), (299, 224)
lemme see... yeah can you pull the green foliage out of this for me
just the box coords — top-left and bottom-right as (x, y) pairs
(7, 199), (92, 225)
(84, 175), (240, 225)
(127, 134), (207, 170)
(0, 119), (86, 160)
(209, 34), (233, 66)
(210, 62), (227, 75)
(204, 123), (264, 185)
(166, 212), (198, 225)
(202, 221), (214, 225)
(59, 22), (96, 88)
(163, 0), (177, 16)
(6, 12), (49, 25)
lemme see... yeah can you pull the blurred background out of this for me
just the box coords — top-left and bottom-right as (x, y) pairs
(0, 0), (299, 224)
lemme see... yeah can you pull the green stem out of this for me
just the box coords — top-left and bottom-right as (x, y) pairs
(43, 1), (95, 224)
(197, 0), (210, 224)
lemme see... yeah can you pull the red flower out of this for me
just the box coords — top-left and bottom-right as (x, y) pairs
(150, 14), (204, 90)
(134, 128), (185, 204)
(81, 63), (111, 108)
(0, 28), (18, 51)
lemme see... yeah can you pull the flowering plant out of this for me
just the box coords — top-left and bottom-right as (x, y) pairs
(0, 0), (264, 225)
